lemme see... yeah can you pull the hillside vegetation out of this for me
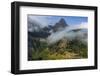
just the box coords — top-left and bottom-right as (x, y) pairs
(30, 38), (88, 60)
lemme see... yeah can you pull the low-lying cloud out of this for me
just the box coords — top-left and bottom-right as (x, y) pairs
(47, 22), (88, 45)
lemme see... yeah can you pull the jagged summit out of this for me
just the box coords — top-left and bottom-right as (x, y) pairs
(53, 18), (68, 32)
(58, 18), (68, 27)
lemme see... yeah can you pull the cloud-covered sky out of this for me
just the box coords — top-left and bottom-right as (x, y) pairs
(28, 15), (88, 28)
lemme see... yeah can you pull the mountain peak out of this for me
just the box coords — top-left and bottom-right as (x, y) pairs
(59, 18), (67, 26)
(53, 18), (68, 32)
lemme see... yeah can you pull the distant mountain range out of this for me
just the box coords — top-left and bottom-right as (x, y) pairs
(42, 18), (68, 33)
(28, 17), (87, 41)
(28, 18), (68, 49)
(28, 18), (68, 38)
